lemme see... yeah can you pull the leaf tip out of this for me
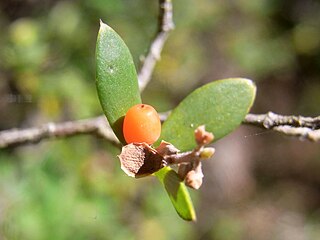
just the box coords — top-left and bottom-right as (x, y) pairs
(243, 78), (257, 102)
(235, 78), (257, 103)
(181, 203), (197, 222)
(240, 78), (256, 91)
(245, 78), (256, 89)
(234, 77), (255, 88)
(234, 78), (257, 112)
(99, 19), (111, 32)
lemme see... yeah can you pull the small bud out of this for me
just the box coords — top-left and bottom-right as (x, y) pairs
(184, 163), (204, 190)
(200, 147), (215, 159)
(194, 125), (214, 146)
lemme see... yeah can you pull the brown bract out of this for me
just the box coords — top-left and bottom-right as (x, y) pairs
(118, 143), (165, 178)
(184, 162), (204, 190)
(194, 125), (214, 146)
(156, 140), (179, 156)
(118, 125), (215, 190)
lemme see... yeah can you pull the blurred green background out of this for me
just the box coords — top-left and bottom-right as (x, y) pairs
(0, 0), (320, 239)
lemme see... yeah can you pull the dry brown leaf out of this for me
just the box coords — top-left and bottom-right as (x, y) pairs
(118, 143), (165, 178)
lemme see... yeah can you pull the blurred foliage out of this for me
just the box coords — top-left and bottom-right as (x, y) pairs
(0, 0), (319, 239)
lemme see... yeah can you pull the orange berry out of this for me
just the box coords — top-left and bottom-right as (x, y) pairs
(123, 104), (161, 144)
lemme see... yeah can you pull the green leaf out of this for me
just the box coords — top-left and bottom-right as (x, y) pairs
(95, 21), (195, 221)
(159, 78), (256, 151)
(96, 21), (141, 144)
(155, 167), (196, 221)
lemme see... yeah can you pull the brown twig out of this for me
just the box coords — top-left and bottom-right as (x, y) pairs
(1, 112), (319, 149)
(138, 0), (174, 91)
(244, 112), (320, 141)
(244, 112), (320, 129)
(0, 116), (118, 148)
(0, 0), (174, 149)
(1, 1), (319, 148)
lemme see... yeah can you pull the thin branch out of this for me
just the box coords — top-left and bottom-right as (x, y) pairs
(1, 2), (319, 148)
(138, 0), (174, 91)
(0, 0), (174, 149)
(272, 126), (320, 142)
(244, 112), (320, 129)
(0, 116), (118, 148)
(1, 112), (319, 149)
(243, 112), (320, 142)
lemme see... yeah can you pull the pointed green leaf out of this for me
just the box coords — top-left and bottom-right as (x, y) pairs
(160, 78), (256, 151)
(155, 167), (196, 221)
(96, 21), (141, 144)
(95, 21), (194, 221)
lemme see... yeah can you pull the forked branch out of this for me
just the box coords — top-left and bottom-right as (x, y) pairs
(0, 1), (319, 149)
(1, 112), (319, 148)
(138, 0), (174, 91)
